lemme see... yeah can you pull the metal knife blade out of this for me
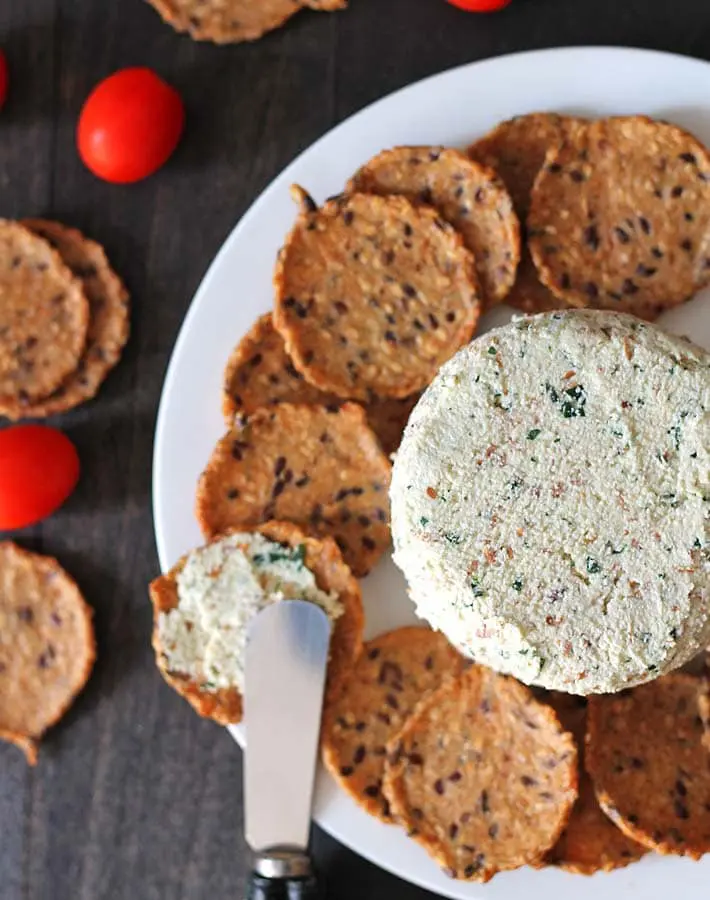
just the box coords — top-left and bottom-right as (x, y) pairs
(244, 600), (331, 853)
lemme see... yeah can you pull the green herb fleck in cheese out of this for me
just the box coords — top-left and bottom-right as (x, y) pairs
(391, 310), (710, 694)
(158, 533), (343, 692)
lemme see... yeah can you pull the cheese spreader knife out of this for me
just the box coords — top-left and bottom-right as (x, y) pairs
(244, 600), (331, 900)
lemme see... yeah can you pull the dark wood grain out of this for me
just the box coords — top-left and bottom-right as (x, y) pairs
(2, 1), (710, 897)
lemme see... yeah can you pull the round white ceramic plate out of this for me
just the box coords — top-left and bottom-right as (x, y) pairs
(153, 46), (710, 900)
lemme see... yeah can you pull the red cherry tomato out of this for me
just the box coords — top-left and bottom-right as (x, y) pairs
(77, 67), (184, 184)
(0, 50), (8, 109)
(0, 426), (80, 530)
(446, 0), (512, 10)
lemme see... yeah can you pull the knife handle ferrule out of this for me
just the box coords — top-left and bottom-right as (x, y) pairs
(247, 847), (322, 900)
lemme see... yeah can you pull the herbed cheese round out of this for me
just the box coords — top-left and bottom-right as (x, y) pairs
(391, 310), (710, 694)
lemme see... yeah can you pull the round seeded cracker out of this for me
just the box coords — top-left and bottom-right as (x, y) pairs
(544, 692), (646, 874)
(383, 666), (578, 882)
(273, 189), (481, 401)
(4, 219), (130, 419)
(222, 313), (418, 454)
(150, 521), (363, 725)
(196, 402), (392, 577)
(0, 542), (95, 764)
(468, 113), (584, 314)
(528, 116), (710, 319)
(349, 146), (520, 305)
(0, 220), (89, 409)
(146, 0), (345, 44)
(322, 627), (466, 821)
(586, 673), (710, 858)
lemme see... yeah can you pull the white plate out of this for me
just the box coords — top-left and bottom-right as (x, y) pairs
(153, 47), (710, 899)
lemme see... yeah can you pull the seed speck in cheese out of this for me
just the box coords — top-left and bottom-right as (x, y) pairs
(391, 310), (710, 694)
(157, 532), (343, 692)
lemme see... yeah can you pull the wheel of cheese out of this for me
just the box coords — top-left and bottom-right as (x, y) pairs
(390, 310), (710, 694)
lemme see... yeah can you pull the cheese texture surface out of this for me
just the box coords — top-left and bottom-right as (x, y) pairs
(391, 310), (710, 694)
(157, 532), (342, 691)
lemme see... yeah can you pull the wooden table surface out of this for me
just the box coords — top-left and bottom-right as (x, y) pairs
(2, 0), (710, 897)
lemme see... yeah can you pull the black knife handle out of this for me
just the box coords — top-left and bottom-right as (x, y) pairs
(246, 871), (320, 900)
(246, 847), (322, 900)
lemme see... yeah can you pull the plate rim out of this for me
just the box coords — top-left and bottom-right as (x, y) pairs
(152, 44), (710, 899)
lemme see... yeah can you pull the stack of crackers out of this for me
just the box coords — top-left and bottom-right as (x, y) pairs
(0, 221), (127, 760)
(157, 111), (710, 881)
(322, 632), (709, 882)
(0, 219), (129, 420)
(470, 113), (710, 319)
(323, 629), (581, 882)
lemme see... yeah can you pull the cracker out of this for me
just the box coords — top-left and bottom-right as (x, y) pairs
(544, 692), (646, 874)
(586, 673), (710, 858)
(0, 220), (89, 409)
(503, 250), (572, 314)
(681, 651), (709, 676)
(222, 313), (339, 421)
(3, 219), (130, 419)
(0, 542), (95, 764)
(528, 116), (710, 319)
(383, 666), (578, 882)
(146, 0), (345, 43)
(222, 313), (417, 454)
(349, 146), (520, 305)
(149, 521), (363, 725)
(273, 188), (481, 400)
(196, 402), (391, 576)
(468, 114), (583, 314)
(468, 113), (582, 217)
(322, 627), (465, 821)
(362, 393), (419, 456)
(700, 678), (710, 753)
